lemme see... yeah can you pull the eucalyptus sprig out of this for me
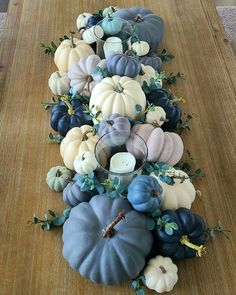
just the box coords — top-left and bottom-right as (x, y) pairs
(163, 72), (185, 84)
(102, 177), (128, 199)
(40, 35), (70, 55)
(93, 66), (109, 79)
(206, 221), (231, 241)
(47, 132), (63, 144)
(142, 162), (174, 185)
(82, 104), (102, 122)
(177, 113), (198, 134)
(131, 275), (146, 295)
(74, 172), (104, 194)
(27, 208), (71, 231)
(142, 76), (162, 94)
(156, 215), (179, 235)
(158, 49), (175, 62)
(41, 97), (60, 110)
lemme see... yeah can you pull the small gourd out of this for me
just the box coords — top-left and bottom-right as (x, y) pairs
(102, 15), (123, 35)
(76, 13), (92, 31)
(102, 6), (119, 17)
(82, 25), (104, 44)
(48, 71), (70, 96)
(134, 64), (162, 87)
(46, 166), (72, 192)
(145, 106), (166, 126)
(131, 41), (150, 56)
(74, 151), (98, 175)
(140, 52), (163, 71)
(144, 255), (178, 293)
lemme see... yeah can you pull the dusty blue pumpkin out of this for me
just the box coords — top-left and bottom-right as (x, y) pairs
(128, 175), (162, 213)
(62, 194), (153, 285)
(140, 52), (163, 71)
(102, 15), (122, 35)
(107, 51), (141, 78)
(117, 7), (164, 51)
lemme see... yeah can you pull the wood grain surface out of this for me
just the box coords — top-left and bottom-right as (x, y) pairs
(0, 0), (236, 294)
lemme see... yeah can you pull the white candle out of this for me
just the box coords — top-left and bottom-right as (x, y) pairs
(110, 152), (136, 174)
(103, 37), (123, 59)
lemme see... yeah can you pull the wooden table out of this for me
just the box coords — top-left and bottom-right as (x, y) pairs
(0, 0), (236, 294)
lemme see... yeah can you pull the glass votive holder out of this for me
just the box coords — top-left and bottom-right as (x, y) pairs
(94, 131), (148, 186)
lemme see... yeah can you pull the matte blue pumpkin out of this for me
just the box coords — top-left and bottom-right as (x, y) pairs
(146, 88), (181, 130)
(98, 113), (131, 145)
(63, 180), (94, 207)
(140, 52), (163, 71)
(86, 15), (103, 28)
(153, 208), (207, 260)
(62, 194), (153, 285)
(107, 51), (141, 78)
(117, 7), (164, 51)
(50, 98), (92, 137)
(128, 175), (162, 213)
(101, 15), (123, 35)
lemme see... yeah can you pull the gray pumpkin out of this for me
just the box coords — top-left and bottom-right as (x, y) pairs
(98, 113), (131, 146)
(107, 51), (141, 78)
(140, 52), (163, 71)
(117, 7), (164, 51)
(46, 166), (72, 192)
(62, 194), (153, 285)
(63, 180), (93, 207)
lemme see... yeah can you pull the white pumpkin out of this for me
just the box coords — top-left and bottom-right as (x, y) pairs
(146, 106), (166, 126)
(151, 168), (196, 210)
(144, 255), (178, 293)
(102, 6), (119, 17)
(74, 151), (98, 175)
(60, 125), (99, 170)
(82, 25), (104, 44)
(131, 41), (150, 56)
(54, 36), (94, 72)
(134, 64), (162, 87)
(76, 13), (92, 31)
(48, 71), (70, 96)
(89, 75), (146, 120)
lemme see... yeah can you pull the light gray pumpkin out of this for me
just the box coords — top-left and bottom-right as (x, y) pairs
(140, 52), (163, 71)
(46, 166), (72, 192)
(62, 194), (153, 285)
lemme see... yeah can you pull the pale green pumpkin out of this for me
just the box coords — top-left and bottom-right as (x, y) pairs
(46, 166), (72, 192)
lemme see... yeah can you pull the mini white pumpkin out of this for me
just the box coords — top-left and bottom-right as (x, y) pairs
(74, 151), (98, 175)
(48, 71), (70, 96)
(82, 25), (104, 44)
(102, 6), (119, 17)
(76, 13), (92, 31)
(131, 41), (150, 56)
(46, 166), (72, 192)
(151, 168), (196, 210)
(144, 255), (178, 293)
(146, 106), (166, 126)
(134, 64), (162, 87)
(89, 75), (146, 120)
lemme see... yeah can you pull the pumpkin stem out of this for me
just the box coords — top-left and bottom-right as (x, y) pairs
(106, 120), (114, 126)
(139, 68), (145, 76)
(170, 96), (186, 104)
(124, 49), (137, 57)
(160, 117), (169, 122)
(61, 96), (75, 115)
(135, 14), (144, 23)
(180, 235), (207, 257)
(56, 71), (62, 78)
(102, 211), (126, 238)
(114, 83), (124, 93)
(82, 128), (96, 141)
(55, 169), (62, 177)
(84, 75), (93, 94)
(70, 31), (76, 48)
(159, 265), (167, 274)
(151, 190), (160, 198)
(111, 6), (116, 13)
(107, 13), (114, 21)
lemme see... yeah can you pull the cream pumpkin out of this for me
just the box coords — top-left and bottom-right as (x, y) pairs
(131, 41), (150, 56)
(48, 71), (70, 96)
(134, 64), (162, 87)
(60, 125), (99, 170)
(54, 36), (94, 72)
(73, 151), (98, 175)
(152, 168), (196, 210)
(144, 255), (178, 293)
(145, 106), (166, 126)
(89, 75), (146, 120)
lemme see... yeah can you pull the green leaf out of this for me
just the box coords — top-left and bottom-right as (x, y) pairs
(131, 281), (138, 290)
(151, 209), (161, 218)
(63, 208), (71, 218)
(147, 218), (156, 230)
(165, 226), (173, 235)
(136, 288), (145, 295)
(42, 223), (51, 231)
(52, 215), (66, 226)
(170, 222), (178, 230)
(158, 49), (175, 61)
(48, 209), (56, 217)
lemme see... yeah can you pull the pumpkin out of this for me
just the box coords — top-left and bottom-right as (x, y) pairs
(73, 151), (98, 175)
(153, 208), (207, 260)
(145, 106), (166, 126)
(117, 7), (164, 51)
(127, 124), (183, 165)
(98, 113), (131, 145)
(102, 15), (123, 35)
(134, 64), (162, 87)
(54, 35), (94, 72)
(151, 168), (196, 210)
(82, 25), (104, 44)
(68, 54), (101, 96)
(89, 75), (146, 120)
(46, 166), (72, 192)
(86, 15), (103, 28)
(140, 52), (163, 71)
(107, 50), (141, 78)
(76, 13), (92, 31)
(60, 125), (99, 170)
(48, 71), (70, 96)
(144, 255), (178, 293)
(62, 194), (153, 285)
(63, 180), (94, 207)
(50, 97), (92, 137)
(127, 175), (162, 213)
(131, 41), (150, 56)
(146, 88), (181, 130)
(102, 6), (119, 17)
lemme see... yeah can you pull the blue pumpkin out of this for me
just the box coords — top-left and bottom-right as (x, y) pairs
(102, 15), (123, 35)
(146, 88), (181, 130)
(50, 98), (92, 137)
(153, 208), (207, 260)
(128, 175), (162, 213)
(140, 52), (163, 71)
(107, 51), (141, 78)
(62, 194), (153, 285)
(86, 15), (103, 28)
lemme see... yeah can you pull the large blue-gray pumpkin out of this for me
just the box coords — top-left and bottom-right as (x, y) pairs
(62, 194), (153, 285)
(117, 7), (164, 51)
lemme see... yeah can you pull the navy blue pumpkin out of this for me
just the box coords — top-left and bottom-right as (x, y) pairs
(146, 88), (181, 130)
(153, 208), (207, 260)
(50, 98), (92, 137)
(86, 15), (103, 28)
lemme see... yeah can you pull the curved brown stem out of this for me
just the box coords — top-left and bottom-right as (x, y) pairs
(84, 75), (93, 94)
(106, 120), (114, 126)
(70, 31), (76, 48)
(55, 169), (62, 177)
(82, 129), (96, 141)
(135, 14), (144, 23)
(102, 212), (126, 238)
(125, 49), (137, 57)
